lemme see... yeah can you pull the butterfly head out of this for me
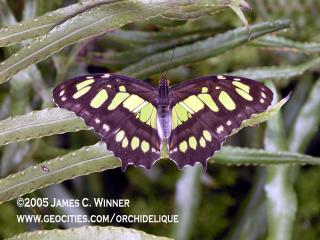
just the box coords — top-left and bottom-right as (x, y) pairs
(159, 77), (169, 87)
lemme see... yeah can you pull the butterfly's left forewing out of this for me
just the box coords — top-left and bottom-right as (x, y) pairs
(169, 75), (273, 169)
(53, 73), (161, 170)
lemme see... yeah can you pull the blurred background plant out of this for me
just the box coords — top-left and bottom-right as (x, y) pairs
(0, 0), (319, 239)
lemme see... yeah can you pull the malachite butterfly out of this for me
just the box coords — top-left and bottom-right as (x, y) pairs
(53, 73), (273, 171)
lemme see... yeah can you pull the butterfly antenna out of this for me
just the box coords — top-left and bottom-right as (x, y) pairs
(162, 46), (176, 80)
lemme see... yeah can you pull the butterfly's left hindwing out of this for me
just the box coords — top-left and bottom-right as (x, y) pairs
(53, 73), (161, 170)
(169, 75), (273, 169)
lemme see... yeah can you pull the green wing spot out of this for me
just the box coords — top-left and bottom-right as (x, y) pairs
(76, 79), (94, 90)
(232, 81), (250, 93)
(122, 137), (129, 148)
(73, 86), (91, 99)
(183, 95), (204, 112)
(179, 141), (188, 153)
(131, 136), (140, 150)
(90, 89), (108, 108)
(108, 92), (129, 110)
(115, 130), (125, 142)
(202, 130), (212, 142)
(119, 85), (126, 92)
(141, 141), (150, 153)
(179, 101), (194, 114)
(139, 103), (153, 122)
(188, 136), (197, 150)
(123, 94), (145, 112)
(235, 88), (253, 101)
(133, 101), (148, 113)
(198, 94), (219, 112)
(201, 87), (208, 93)
(218, 91), (236, 110)
(172, 108), (178, 129)
(199, 137), (206, 148)
(150, 108), (157, 129)
(175, 104), (189, 122)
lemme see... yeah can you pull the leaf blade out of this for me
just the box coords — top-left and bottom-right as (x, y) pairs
(120, 19), (292, 79)
(0, 108), (87, 146)
(0, 0), (122, 47)
(264, 83), (296, 240)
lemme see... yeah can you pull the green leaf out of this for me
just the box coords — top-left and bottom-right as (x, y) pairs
(86, 34), (205, 70)
(0, 0), (122, 47)
(230, 57), (320, 83)
(227, 168), (267, 240)
(160, 5), (225, 20)
(289, 79), (320, 152)
(251, 35), (320, 54)
(6, 226), (173, 240)
(264, 82), (296, 240)
(120, 19), (291, 79)
(0, 142), (120, 204)
(1, 144), (320, 204)
(283, 75), (313, 130)
(0, 108), (87, 146)
(0, 0), (237, 84)
(85, 22), (224, 69)
(229, 0), (251, 35)
(211, 146), (320, 166)
(173, 165), (202, 240)
(103, 24), (220, 45)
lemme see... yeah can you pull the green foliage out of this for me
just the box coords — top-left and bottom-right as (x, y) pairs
(0, 0), (319, 239)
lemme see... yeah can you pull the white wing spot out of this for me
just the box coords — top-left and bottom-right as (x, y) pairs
(61, 96), (66, 101)
(95, 118), (101, 124)
(234, 78), (241, 81)
(171, 147), (178, 153)
(227, 120), (232, 126)
(102, 73), (110, 78)
(217, 125), (224, 134)
(103, 124), (109, 131)
(260, 98), (265, 103)
(86, 76), (94, 79)
(217, 75), (226, 79)
(151, 148), (158, 153)
(261, 92), (266, 98)
(59, 90), (65, 96)
(215, 86), (221, 90)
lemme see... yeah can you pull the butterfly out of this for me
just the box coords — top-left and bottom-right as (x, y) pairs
(53, 73), (273, 171)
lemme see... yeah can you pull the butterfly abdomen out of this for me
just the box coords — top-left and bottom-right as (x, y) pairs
(156, 105), (172, 140)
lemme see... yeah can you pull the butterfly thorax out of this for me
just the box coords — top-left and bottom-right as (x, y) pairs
(156, 78), (172, 140)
